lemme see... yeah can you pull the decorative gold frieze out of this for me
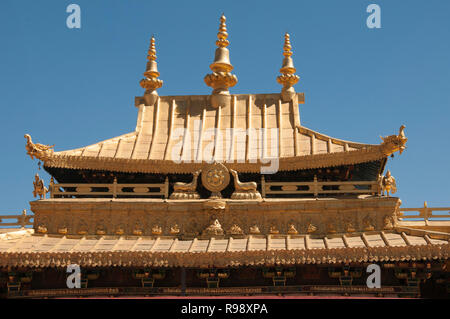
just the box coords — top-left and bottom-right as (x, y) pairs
(29, 197), (401, 237)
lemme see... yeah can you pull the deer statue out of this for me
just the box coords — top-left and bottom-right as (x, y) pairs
(170, 170), (201, 199)
(229, 169), (261, 200)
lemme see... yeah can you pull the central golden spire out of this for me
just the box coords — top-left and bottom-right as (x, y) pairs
(140, 36), (163, 106)
(204, 14), (237, 108)
(277, 33), (300, 101)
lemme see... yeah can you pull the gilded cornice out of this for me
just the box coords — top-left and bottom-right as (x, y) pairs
(40, 143), (386, 174)
(0, 242), (448, 268)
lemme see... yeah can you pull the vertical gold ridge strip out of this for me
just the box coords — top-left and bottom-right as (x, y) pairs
(180, 98), (191, 161)
(48, 236), (68, 252)
(148, 97), (161, 159)
(277, 99), (283, 157)
(225, 237), (233, 252)
(168, 238), (178, 252)
(262, 101), (267, 159)
(323, 237), (329, 249)
(206, 237), (215, 252)
(310, 133), (316, 155)
(342, 235), (349, 248)
(266, 235), (271, 251)
(135, 104), (145, 132)
(163, 99), (176, 160)
(245, 95), (252, 162)
(361, 233), (370, 248)
(212, 105), (222, 161)
(113, 139), (122, 158)
(327, 138), (332, 153)
(97, 143), (105, 158)
(68, 237), (86, 253)
(304, 235), (310, 250)
(246, 236), (252, 251)
(188, 238), (198, 252)
(380, 231), (391, 247)
(110, 237), (123, 252)
(344, 143), (349, 152)
(292, 100), (299, 156)
(286, 236), (291, 250)
(195, 107), (207, 162)
(130, 105), (147, 159)
(129, 237), (143, 252)
(228, 95), (236, 162)
(400, 232), (411, 246)
(149, 237), (161, 252)
(90, 236), (104, 252)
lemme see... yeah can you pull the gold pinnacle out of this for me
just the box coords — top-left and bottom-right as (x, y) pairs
(216, 14), (229, 48)
(277, 33), (299, 101)
(283, 33), (293, 57)
(147, 35), (157, 61)
(140, 35), (163, 105)
(204, 14), (237, 98)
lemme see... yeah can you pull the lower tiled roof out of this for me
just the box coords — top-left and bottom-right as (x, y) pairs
(0, 228), (448, 268)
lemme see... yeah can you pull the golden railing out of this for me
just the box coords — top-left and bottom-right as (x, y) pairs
(261, 176), (379, 197)
(0, 210), (33, 229)
(398, 202), (450, 223)
(49, 177), (169, 199)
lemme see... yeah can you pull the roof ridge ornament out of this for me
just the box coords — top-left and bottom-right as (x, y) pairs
(277, 33), (300, 102)
(204, 14), (238, 108)
(140, 35), (163, 106)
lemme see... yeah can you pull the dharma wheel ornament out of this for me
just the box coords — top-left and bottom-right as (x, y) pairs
(204, 14), (238, 108)
(277, 33), (300, 102)
(140, 36), (163, 106)
(201, 162), (230, 198)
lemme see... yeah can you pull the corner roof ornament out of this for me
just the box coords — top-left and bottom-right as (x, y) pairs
(204, 14), (237, 108)
(277, 33), (300, 102)
(140, 35), (163, 106)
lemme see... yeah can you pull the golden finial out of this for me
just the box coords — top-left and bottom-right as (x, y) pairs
(277, 33), (299, 101)
(204, 14), (237, 108)
(140, 35), (163, 105)
(283, 33), (293, 58)
(147, 35), (157, 61)
(216, 14), (229, 48)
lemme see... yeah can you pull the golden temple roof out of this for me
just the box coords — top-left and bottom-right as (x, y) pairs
(32, 93), (403, 174)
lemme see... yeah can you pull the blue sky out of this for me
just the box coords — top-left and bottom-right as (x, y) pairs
(0, 0), (449, 213)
